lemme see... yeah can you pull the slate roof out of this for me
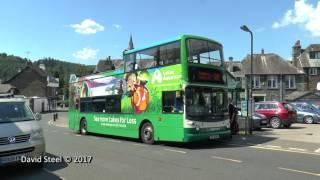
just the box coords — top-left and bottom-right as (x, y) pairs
(5, 65), (48, 83)
(224, 61), (244, 77)
(296, 44), (320, 68)
(285, 91), (314, 101)
(241, 53), (304, 75)
(94, 59), (123, 73)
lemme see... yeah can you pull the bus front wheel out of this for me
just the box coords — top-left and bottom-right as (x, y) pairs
(140, 122), (154, 144)
(80, 119), (88, 135)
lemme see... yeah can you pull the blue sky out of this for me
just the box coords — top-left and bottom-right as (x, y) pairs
(0, 0), (319, 65)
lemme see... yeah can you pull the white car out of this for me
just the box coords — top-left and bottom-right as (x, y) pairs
(0, 98), (45, 167)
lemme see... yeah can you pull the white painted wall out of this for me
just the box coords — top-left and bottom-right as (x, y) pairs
(33, 97), (49, 113)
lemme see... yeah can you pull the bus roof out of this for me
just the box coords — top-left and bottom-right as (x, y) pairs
(124, 34), (222, 54)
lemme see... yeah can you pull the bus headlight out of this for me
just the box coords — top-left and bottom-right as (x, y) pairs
(195, 125), (200, 131)
(226, 121), (230, 128)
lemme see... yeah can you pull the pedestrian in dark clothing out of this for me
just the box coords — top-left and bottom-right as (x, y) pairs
(228, 99), (239, 135)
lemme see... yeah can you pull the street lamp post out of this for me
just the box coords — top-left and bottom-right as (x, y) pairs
(240, 25), (253, 135)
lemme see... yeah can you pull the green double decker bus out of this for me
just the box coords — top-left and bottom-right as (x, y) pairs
(68, 35), (231, 144)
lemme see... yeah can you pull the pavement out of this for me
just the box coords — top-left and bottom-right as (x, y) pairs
(1, 112), (320, 180)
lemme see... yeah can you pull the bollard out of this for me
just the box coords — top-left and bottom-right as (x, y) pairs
(53, 113), (56, 122)
(56, 113), (58, 120)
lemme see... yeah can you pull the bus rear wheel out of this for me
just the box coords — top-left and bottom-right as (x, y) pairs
(140, 122), (154, 144)
(80, 119), (88, 135)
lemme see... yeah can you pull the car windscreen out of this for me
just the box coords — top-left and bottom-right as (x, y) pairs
(0, 102), (34, 123)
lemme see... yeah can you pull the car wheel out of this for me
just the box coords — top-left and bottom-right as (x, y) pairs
(270, 117), (281, 129)
(303, 116), (314, 124)
(80, 119), (88, 135)
(140, 122), (154, 144)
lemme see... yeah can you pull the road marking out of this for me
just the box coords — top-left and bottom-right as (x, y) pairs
(278, 167), (320, 177)
(75, 134), (82, 137)
(288, 147), (307, 151)
(43, 168), (67, 180)
(265, 145), (281, 149)
(227, 143), (320, 156)
(48, 120), (53, 126)
(107, 139), (122, 143)
(315, 148), (320, 153)
(163, 148), (187, 154)
(211, 156), (242, 163)
(133, 143), (148, 147)
(252, 145), (320, 156)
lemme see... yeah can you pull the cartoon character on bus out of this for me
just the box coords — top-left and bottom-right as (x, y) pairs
(125, 71), (150, 114)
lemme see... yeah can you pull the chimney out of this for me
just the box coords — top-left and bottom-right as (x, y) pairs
(292, 40), (301, 67)
(261, 48), (264, 55)
(228, 57), (233, 72)
(39, 63), (46, 71)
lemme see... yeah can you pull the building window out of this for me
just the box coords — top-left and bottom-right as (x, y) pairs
(252, 75), (261, 89)
(285, 75), (296, 89)
(309, 67), (318, 75)
(267, 75), (278, 89)
(309, 51), (320, 59)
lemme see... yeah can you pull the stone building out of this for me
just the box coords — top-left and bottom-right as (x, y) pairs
(292, 40), (320, 91)
(239, 49), (306, 102)
(5, 64), (59, 112)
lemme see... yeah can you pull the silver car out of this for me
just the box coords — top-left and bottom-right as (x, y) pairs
(0, 98), (45, 167)
(290, 103), (320, 124)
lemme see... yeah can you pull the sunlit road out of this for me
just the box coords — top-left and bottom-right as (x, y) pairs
(1, 112), (320, 180)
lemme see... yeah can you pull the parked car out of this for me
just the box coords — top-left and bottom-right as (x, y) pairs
(255, 101), (297, 129)
(291, 102), (320, 114)
(0, 98), (45, 167)
(290, 103), (320, 124)
(237, 111), (268, 130)
(252, 112), (268, 130)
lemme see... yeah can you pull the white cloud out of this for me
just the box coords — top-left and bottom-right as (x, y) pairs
(70, 19), (104, 35)
(73, 48), (99, 60)
(113, 24), (121, 30)
(272, 0), (320, 37)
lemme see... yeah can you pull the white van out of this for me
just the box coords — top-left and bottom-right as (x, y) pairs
(0, 98), (45, 167)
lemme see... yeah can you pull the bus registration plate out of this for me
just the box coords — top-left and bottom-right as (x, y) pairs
(209, 135), (220, 140)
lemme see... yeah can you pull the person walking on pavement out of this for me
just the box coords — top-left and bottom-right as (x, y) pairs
(228, 99), (239, 135)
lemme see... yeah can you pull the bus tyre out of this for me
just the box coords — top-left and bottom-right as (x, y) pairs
(270, 117), (281, 129)
(80, 119), (88, 135)
(140, 122), (154, 144)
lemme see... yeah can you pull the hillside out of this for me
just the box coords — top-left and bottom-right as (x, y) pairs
(0, 53), (95, 82)
(0, 53), (29, 82)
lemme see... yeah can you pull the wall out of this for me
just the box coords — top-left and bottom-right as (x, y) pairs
(32, 98), (49, 113)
